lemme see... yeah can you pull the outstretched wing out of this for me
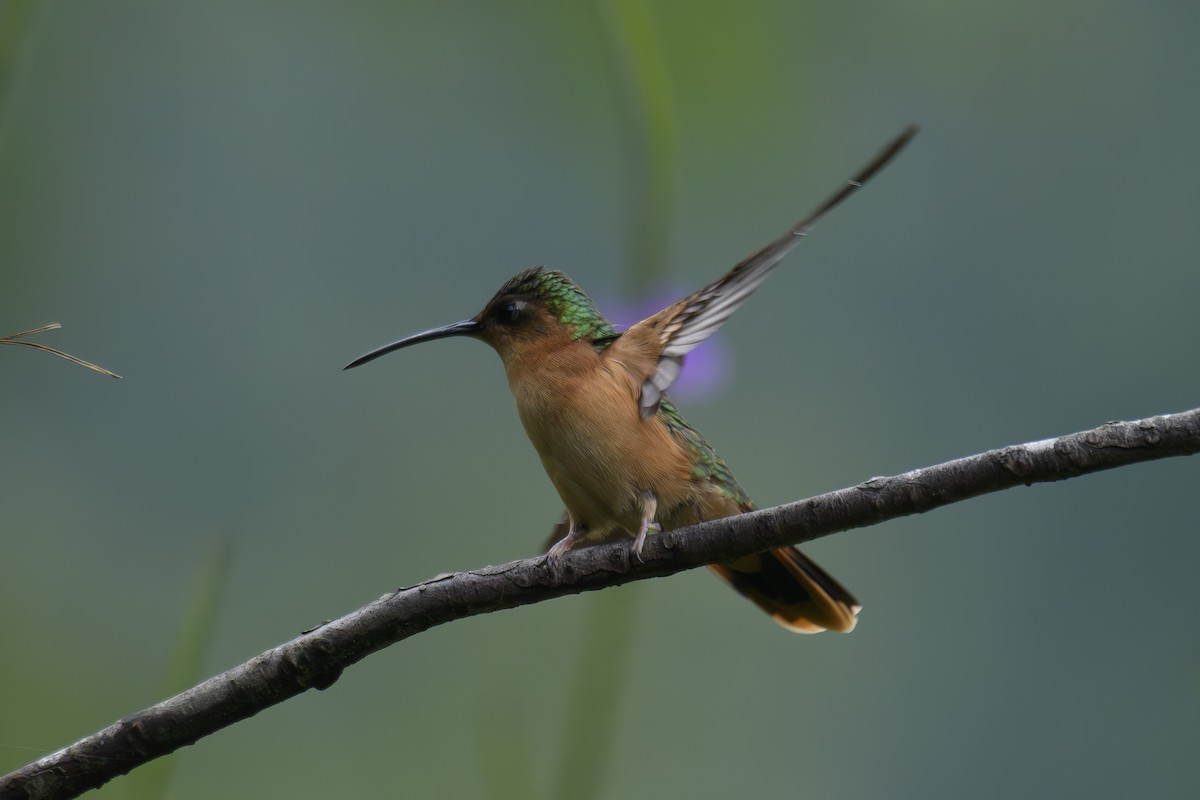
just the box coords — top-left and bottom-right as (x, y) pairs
(614, 126), (917, 418)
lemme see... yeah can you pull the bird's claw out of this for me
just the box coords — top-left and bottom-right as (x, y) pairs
(630, 521), (661, 564)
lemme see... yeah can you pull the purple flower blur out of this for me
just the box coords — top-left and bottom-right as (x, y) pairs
(600, 283), (732, 403)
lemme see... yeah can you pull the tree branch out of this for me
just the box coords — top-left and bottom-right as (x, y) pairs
(4, 408), (1198, 800)
(1, 324), (122, 379)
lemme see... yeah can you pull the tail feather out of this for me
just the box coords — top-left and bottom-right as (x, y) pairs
(710, 547), (860, 633)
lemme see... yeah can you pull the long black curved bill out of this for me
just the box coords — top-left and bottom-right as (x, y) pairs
(344, 318), (481, 370)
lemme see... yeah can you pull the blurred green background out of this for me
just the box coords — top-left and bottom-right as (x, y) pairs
(2, 1), (1198, 798)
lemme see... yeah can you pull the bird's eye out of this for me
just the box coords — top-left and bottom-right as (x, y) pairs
(496, 301), (522, 324)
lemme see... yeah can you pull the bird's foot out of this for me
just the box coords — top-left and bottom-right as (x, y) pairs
(629, 491), (661, 565)
(546, 536), (572, 561)
(545, 523), (583, 564)
(630, 521), (661, 564)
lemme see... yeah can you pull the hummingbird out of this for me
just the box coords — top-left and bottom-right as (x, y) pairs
(346, 127), (916, 632)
